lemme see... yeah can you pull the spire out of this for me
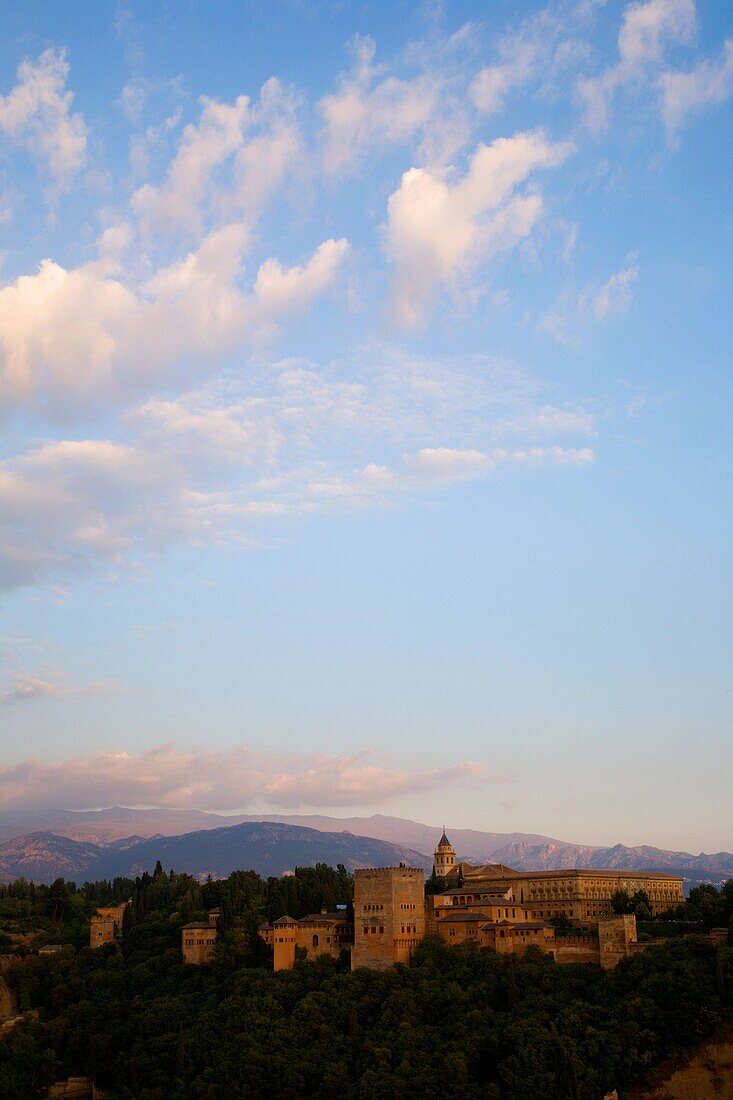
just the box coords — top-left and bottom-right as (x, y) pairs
(438, 828), (451, 848)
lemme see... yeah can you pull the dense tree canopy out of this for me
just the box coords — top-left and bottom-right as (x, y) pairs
(0, 869), (731, 1098)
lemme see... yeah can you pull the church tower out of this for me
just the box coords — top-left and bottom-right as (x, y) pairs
(433, 830), (456, 878)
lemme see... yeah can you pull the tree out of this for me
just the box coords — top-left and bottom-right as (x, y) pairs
(630, 890), (652, 921)
(611, 889), (632, 914)
(47, 878), (68, 922)
(425, 871), (449, 896)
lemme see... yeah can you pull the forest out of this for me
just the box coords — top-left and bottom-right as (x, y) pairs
(0, 865), (731, 1098)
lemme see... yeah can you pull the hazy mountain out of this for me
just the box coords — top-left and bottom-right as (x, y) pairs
(0, 822), (432, 884)
(233, 815), (733, 880)
(0, 807), (248, 845)
(488, 840), (733, 877)
(0, 831), (105, 883)
(0, 810), (729, 887)
(233, 814), (561, 861)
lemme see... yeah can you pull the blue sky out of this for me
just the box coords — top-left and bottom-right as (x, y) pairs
(0, 0), (731, 851)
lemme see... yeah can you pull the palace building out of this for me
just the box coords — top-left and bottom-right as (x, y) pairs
(260, 911), (353, 971)
(181, 908), (219, 964)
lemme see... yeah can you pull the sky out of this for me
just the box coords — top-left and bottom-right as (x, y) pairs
(0, 0), (731, 853)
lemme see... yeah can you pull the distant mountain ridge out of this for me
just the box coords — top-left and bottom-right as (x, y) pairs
(0, 831), (104, 883)
(0, 809), (729, 887)
(0, 822), (432, 884)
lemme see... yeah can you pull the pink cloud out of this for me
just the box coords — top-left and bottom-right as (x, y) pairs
(0, 742), (487, 812)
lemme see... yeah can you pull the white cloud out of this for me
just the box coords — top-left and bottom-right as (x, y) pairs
(469, 6), (594, 118)
(578, 0), (696, 133)
(540, 261), (639, 342)
(0, 672), (111, 706)
(470, 37), (538, 116)
(0, 440), (169, 586)
(496, 405), (597, 438)
(0, 742), (486, 811)
(0, 48), (87, 192)
(592, 263), (639, 319)
(132, 80), (300, 235)
(253, 444), (593, 514)
(320, 35), (439, 172)
(132, 94), (250, 236)
(0, 349), (595, 591)
(226, 78), (301, 216)
(0, 230), (348, 414)
(386, 130), (572, 328)
(660, 38), (733, 137)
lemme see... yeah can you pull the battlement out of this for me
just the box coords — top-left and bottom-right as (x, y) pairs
(354, 867), (423, 877)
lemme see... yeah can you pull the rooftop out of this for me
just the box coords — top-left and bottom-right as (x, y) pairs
(454, 865), (683, 883)
(436, 911), (489, 923)
(439, 889), (511, 900)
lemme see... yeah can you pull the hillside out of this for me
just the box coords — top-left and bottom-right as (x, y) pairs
(0, 832), (104, 883)
(0, 822), (432, 884)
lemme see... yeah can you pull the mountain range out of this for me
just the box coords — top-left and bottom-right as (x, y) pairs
(0, 822), (432, 884)
(0, 809), (730, 887)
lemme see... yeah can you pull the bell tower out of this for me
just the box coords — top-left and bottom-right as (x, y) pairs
(433, 829), (456, 878)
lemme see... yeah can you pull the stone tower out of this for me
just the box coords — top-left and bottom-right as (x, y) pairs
(351, 866), (425, 970)
(598, 914), (637, 969)
(433, 830), (456, 878)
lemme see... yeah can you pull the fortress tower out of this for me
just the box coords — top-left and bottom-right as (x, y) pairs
(433, 830), (456, 878)
(351, 866), (425, 970)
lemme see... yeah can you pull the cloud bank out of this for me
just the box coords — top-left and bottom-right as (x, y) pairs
(0, 352), (595, 590)
(0, 743), (487, 811)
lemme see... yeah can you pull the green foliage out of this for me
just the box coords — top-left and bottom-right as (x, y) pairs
(424, 871), (449, 896)
(2, 870), (731, 1098)
(611, 888), (653, 920)
(656, 880), (733, 931)
(638, 920), (705, 938)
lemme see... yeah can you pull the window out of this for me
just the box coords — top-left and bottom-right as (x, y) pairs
(312, 934), (319, 947)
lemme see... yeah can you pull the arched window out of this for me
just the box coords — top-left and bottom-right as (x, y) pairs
(312, 934), (319, 947)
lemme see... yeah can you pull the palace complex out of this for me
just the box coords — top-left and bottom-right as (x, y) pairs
(253, 833), (683, 973)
